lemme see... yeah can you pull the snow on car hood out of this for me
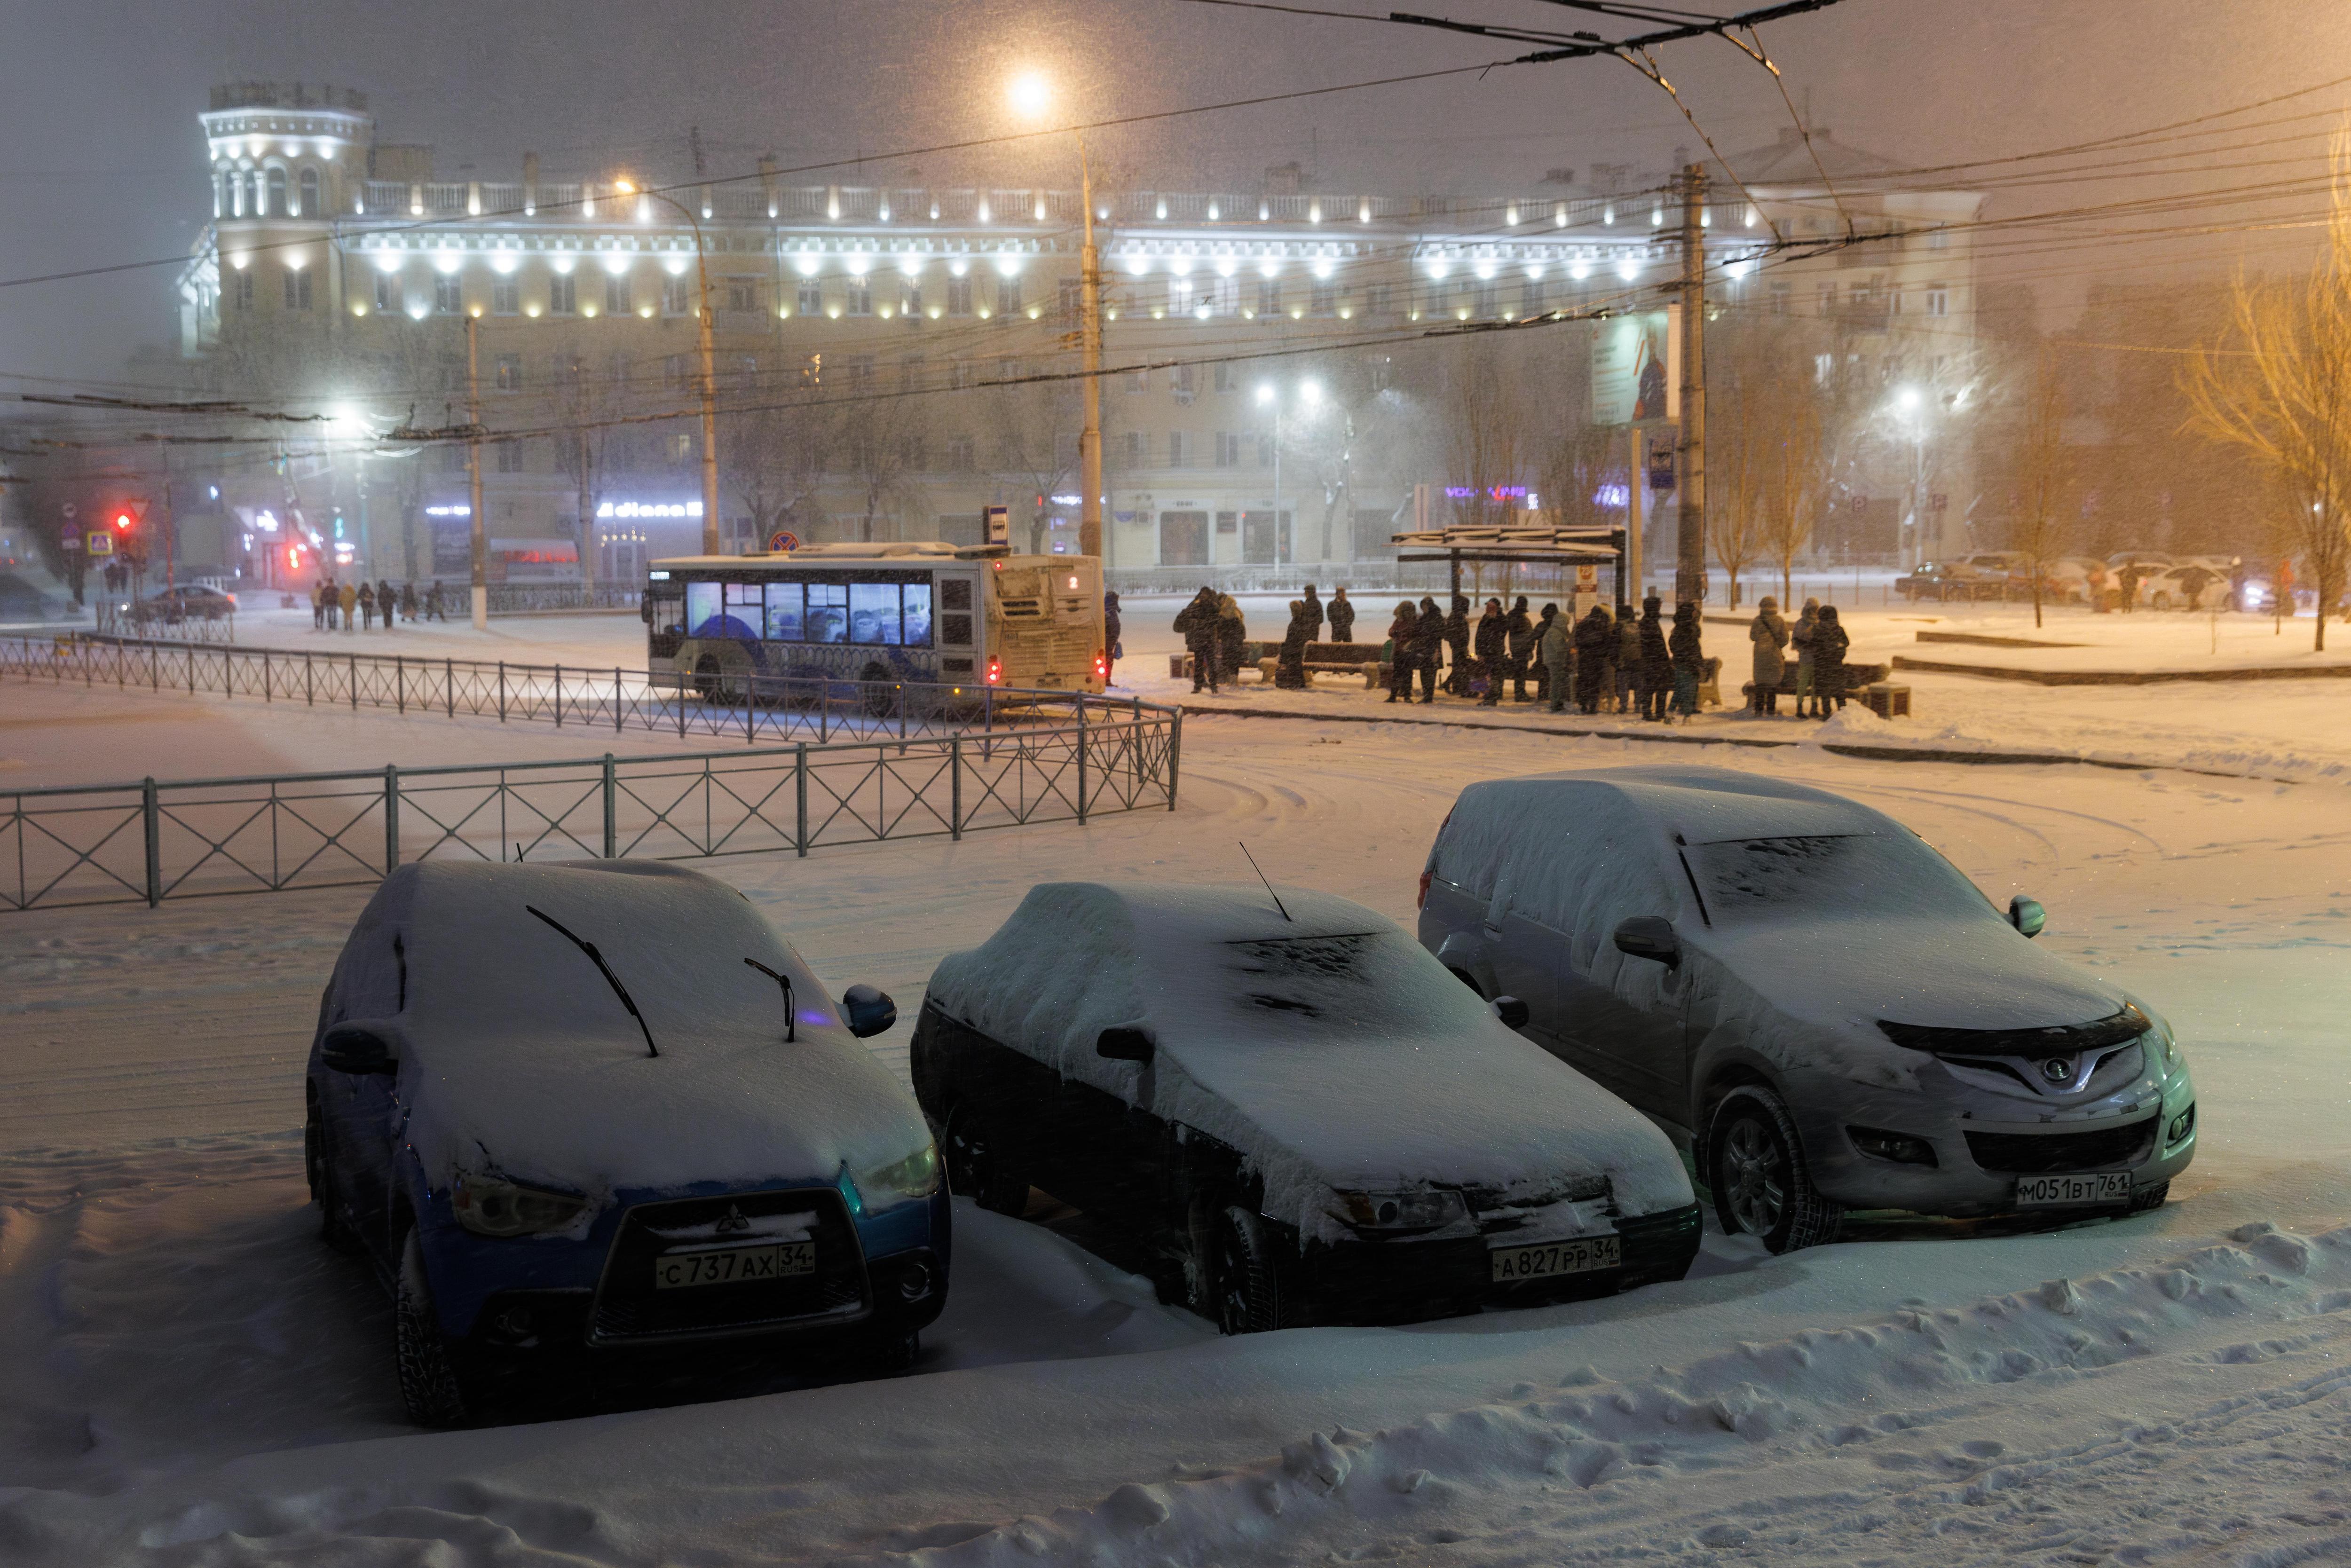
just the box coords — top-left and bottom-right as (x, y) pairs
(358, 862), (928, 1197)
(925, 882), (1691, 1242)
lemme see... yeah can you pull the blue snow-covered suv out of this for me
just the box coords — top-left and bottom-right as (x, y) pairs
(304, 859), (947, 1425)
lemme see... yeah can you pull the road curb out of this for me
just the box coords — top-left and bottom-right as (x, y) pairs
(1891, 654), (2351, 685)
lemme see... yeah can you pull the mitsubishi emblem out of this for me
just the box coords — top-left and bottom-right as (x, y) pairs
(715, 1204), (752, 1234)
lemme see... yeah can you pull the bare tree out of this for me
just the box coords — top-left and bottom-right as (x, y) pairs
(838, 389), (927, 543)
(2183, 124), (2351, 650)
(1443, 340), (1528, 533)
(1757, 370), (1823, 608)
(984, 371), (1080, 552)
(722, 389), (830, 551)
(1707, 334), (1771, 610)
(2005, 347), (2074, 630)
(550, 343), (622, 582)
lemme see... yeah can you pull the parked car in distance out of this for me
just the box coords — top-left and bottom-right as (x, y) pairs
(1418, 766), (2198, 1253)
(2106, 550), (2175, 571)
(1894, 561), (2005, 602)
(2042, 555), (2110, 603)
(145, 583), (237, 621)
(912, 882), (1702, 1333)
(2142, 563), (2226, 610)
(307, 859), (945, 1426)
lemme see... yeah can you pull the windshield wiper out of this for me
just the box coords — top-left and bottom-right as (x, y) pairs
(528, 905), (659, 1057)
(742, 957), (797, 1042)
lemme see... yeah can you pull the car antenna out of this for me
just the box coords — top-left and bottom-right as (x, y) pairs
(527, 905), (659, 1057)
(1238, 841), (1292, 922)
(742, 956), (797, 1042)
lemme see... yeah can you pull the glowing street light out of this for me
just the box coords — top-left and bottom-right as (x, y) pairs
(615, 176), (720, 556)
(1007, 71), (1052, 120)
(1008, 68), (1105, 591)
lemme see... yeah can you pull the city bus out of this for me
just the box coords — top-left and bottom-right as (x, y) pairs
(643, 542), (1105, 701)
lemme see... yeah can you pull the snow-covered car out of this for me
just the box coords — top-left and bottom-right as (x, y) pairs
(910, 882), (1701, 1333)
(1893, 561), (2004, 602)
(144, 583), (237, 622)
(1418, 767), (2199, 1253)
(2141, 563), (2225, 610)
(306, 860), (946, 1425)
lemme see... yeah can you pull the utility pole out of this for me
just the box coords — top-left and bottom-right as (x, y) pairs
(468, 312), (487, 630)
(1676, 163), (1708, 611)
(1078, 138), (1104, 572)
(696, 233), (721, 557)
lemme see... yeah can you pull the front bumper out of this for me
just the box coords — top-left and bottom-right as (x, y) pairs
(1289, 1202), (1704, 1326)
(1789, 1061), (2199, 1219)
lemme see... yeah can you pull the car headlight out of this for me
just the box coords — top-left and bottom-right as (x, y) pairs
(857, 1143), (942, 1206)
(451, 1172), (592, 1237)
(1332, 1189), (1469, 1233)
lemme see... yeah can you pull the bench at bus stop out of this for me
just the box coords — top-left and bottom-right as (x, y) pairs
(1739, 662), (1905, 716)
(1170, 641), (1391, 689)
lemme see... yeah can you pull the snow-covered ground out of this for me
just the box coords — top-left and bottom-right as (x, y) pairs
(2, 625), (2350, 1565)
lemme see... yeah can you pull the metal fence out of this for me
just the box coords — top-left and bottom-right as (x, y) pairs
(0, 714), (1180, 913)
(2, 633), (1149, 747)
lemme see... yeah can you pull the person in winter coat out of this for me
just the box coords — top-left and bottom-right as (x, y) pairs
(1813, 603), (1852, 711)
(1572, 605), (1613, 714)
(1530, 603), (1560, 703)
(1301, 584), (1325, 645)
(1215, 593), (1247, 683)
(1103, 591), (1122, 685)
(1791, 598), (1821, 717)
(2115, 561), (2142, 613)
(401, 581), (419, 623)
(1412, 596), (1445, 701)
(1274, 599), (1312, 688)
(1748, 595), (1789, 715)
(1327, 586), (1356, 644)
(379, 579), (399, 631)
(1473, 598), (1508, 705)
(1174, 586), (1222, 693)
(1441, 594), (1471, 694)
(1538, 604), (1573, 712)
(339, 580), (359, 632)
(1635, 596), (1671, 721)
(1503, 595), (1538, 701)
(356, 580), (377, 631)
(1384, 600), (1419, 703)
(310, 581), (327, 630)
(1668, 601), (1704, 720)
(427, 581), (448, 621)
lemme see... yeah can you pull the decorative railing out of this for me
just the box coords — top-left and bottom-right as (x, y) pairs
(0, 713), (1179, 913)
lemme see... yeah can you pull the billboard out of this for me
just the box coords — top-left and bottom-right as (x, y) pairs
(1591, 305), (1678, 426)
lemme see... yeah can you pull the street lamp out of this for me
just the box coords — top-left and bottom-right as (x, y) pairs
(1007, 72), (1104, 568)
(1890, 384), (1930, 570)
(615, 177), (721, 556)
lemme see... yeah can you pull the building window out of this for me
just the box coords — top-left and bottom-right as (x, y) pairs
(947, 275), (973, 315)
(996, 276), (1022, 316)
(1207, 274), (1239, 316)
(1168, 430), (1190, 467)
(1171, 364), (1196, 400)
(667, 433), (694, 464)
(1215, 362), (1235, 394)
(296, 168), (319, 216)
(1215, 431), (1241, 467)
(548, 273), (576, 315)
(434, 274), (463, 315)
(495, 354), (522, 392)
(1817, 281), (1835, 315)
(1256, 277), (1280, 316)
(845, 278), (872, 316)
(844, 355), (876, 389)
(374, 272), (397, 314)
(949, 358), (975, 390)
(1927, 225), (1949, 250)
(496, 440), (524, 474)
(233, 269), (253, 311)
(1310, 280), (1338, 317)
(606, 273), (632, 316)
(1256, 432), (1275, 467)
(1365, 282), (1391, 316)
(282, 268), (312, 310)
(1517, 278), (1544, 317)
(491, 275), (520, 315)
(1769, 282), (1791, 316)
(946, 434), (976, 471)
(663, 274), (691, 316)
(726, 279), (756, 313)
(1122, 430), (1146, 467)
(266, 167), (287, 217)
(663, 353), (691, 389)
(1127, 367), (1150, 393)
(902, 280), (923, 317)
(1168, 276), (1194, 317)
(797, 278), (823, 316)
(1925, 284), (1949, 317)
(1059, 277), (1082, 322)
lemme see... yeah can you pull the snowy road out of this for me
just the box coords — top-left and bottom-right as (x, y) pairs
(1, 701), (2348, 1564)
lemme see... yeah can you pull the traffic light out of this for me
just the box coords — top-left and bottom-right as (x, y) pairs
(113, 511), (134, 533)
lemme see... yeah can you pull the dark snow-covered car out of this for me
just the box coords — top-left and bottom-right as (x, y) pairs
(1419, 766), (2199, 1253)
(306, 860), (946, 1425)
(910, 882), (1701, 1333)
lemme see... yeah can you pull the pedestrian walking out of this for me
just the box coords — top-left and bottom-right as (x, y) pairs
(1473, 598), (1507, 706)
(1275, 599), (1311, 689)
(1572, 605), (1612, 714)
(1441, 595), (1471, 694)
(1636, 596), (1671, 721)
(1412, 596), (1445, 702)
(379, 579), (399, 631)
(1215, 593), (1247, 684)
(1531, 603), (1559, 703)
(1748, 595), (1789, 716)
(1327, 586), (1356, 644)
(1792, 598), (1821, 717)
(339, 580), (358, 632)
(401, 581), (418, 622)
(1504, 595), (1538, 701)
(1539, 603), (1573, 713)
(426, 581), (447, 622)
(311, 580), (326, 630)
(1613, 606), (1639, 713)
(1301, 583), (1325, 645)
(2116, 562), (2142, 613)
(357, 580), (376, 631)
(1174, 586), (1222, 693)
(1102, 590), (1122, 686)
(1814, 603), (1852, 712)
(1384, 600), (1419, 703)
(1668, 601), (1704, 721)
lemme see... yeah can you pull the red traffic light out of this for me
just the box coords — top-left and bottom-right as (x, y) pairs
(113, 512), (134, 531)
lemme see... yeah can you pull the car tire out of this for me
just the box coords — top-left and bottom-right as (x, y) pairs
(394, 1227), (472, 1428)
(942, 1104), (1028, 1217)
(1707, 1086), (1842, 1255)
(868, 1330), (921, 1374)
(2127, 1180), (2169, 1215)
(693, 654), (722, 701)
(304, 1091), (362, 1255)
(1214, 1206), (1291, 1335)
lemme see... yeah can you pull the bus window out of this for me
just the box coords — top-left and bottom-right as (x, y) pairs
(764, 582), (804, 641)
(851, 582), (901, 646)
(806, 583), (848, 643)
(686, 581), (723, 637)
(714, 583), (762, 639)
(901, 583), (933, 647)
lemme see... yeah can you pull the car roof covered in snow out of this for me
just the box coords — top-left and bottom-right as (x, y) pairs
(325, 860), (926, 1194)
(1494, 765), (1888, 845)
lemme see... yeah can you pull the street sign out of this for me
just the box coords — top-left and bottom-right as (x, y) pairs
(1575, 563), (1599, 592)
(86, 531), (114, 556)
(768, 528), (801, 552)
(60, 502), (77, 520)
(983, 504), (1009, 545)
(62, 527), (83, 551)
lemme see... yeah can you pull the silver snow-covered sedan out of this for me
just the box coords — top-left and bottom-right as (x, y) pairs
(1417, 766), (2198, 1253)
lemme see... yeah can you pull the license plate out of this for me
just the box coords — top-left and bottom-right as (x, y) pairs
(1491, 1234), (1621, 1283)
(2014, 1171), (2132, 1209)
(653, 1241), (816, 1289)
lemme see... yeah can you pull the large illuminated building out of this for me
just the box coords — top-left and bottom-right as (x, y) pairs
(177, 83), (1981, 590)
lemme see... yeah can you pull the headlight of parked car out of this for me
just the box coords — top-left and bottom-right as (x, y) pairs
(451, 1172), (593, 1237)
(1332, 1188), (1469, 1233)
(2141, 1009), (2179, 1077)
(857, 1143), (942, 1207)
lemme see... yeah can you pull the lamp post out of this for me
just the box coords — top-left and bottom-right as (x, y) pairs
(1893, 384), (1929, 572)
(1008, 73), (1104, 567)
(616, 178), (721, 557)
(1255, 380), (1321, 567)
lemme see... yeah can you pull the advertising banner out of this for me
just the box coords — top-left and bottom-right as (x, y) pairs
(1592, 306), (1678, 426)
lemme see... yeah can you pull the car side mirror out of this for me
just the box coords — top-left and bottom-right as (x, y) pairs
(1612, 916), (1681, 968)
(1491, 995), (1531, 1030)
(1096, 1026), (1156, 1064)
(319, 1022), (398, 1077)
(841, 984), (898, 1038)
(2009, 896), (2046, 938)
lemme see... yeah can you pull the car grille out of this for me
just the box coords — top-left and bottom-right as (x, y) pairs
(590, 1187), (868, 1344)
(1965, 1117), (2156, 1174)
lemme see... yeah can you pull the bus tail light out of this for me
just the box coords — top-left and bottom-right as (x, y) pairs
(1093, 649), (1108, 682)
(985, 656), (1002, 686)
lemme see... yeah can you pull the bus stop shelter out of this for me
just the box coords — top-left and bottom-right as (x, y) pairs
(1389, 522), (1630, 607)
